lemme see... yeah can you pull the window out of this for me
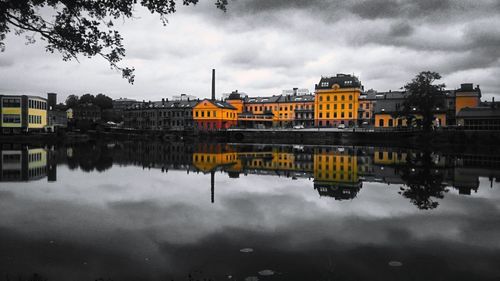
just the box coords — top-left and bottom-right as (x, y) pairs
(349, 95), (353, 100)
(321, 81), (329, 87)
(379, 119), (384, 127)
(319, 96), (323, 102)
(326, 104), (330, 110)
(2, 98), (21, 107)
(388, 119), (394, 127)
(349, 104), (353, 109)
(207, 111), (210, 117)
(326, 96), (330, 101)
(334, 96), (337, 101)
(3, 114), (21, 123)
(334, 104), (337, 110)
(341, 95), (345, 101)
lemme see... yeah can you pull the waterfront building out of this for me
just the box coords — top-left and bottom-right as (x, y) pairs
(373, 91), (448, 128)
(192, 99), (238, 130)
(456, 106), (500, 130)
(237, 89), (315, 128)
(358, 89), (377, 126)
(70, 103), (101, 122)
(314, 74), (363, 127)
(112, 98), (138, 120)
(0, 94), (48, 133)
(455, 83), (481, 114)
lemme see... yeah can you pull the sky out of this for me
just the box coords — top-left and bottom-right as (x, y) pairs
(1, 0), (500, 103)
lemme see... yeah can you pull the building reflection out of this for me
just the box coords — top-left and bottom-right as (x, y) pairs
(0, 144), (56, 182)
(3, 141), (499, 209)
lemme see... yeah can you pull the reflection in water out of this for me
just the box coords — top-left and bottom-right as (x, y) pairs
(0, 144), (56, 182)
(1, 142), (500, 280)
(3, 142), (499, 209)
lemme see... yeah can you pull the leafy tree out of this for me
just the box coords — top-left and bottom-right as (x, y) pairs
(79, 93), (95, 104)
(65, 94), (79, 108)
(94, 93), (113, 109)
(401, 71), (446, 131)
(0, 0), (228, 83)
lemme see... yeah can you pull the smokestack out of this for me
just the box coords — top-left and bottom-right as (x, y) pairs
(211, 171), (215, 204)
(211, 69), (216, 101)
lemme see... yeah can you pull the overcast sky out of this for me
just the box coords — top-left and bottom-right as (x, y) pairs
(1, 0), (499, 102)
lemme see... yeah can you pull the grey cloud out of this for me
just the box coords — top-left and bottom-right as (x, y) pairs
(350, 0), (401, 19)
(389, 22), (414, 37)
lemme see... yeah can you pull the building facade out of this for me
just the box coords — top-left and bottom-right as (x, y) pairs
(1, 94), (48, 133)
(192, 99), (238, 130)
(314, 74), (362, 127)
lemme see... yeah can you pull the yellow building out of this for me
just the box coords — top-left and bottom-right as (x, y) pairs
(314, 74), (363, 127)
(193, 99), (238, 131)
(1, 95), (48, 133)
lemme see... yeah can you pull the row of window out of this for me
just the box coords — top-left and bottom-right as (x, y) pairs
(28, 152), (43, 162)
(318, 103), (353, 110)
(318, 112), (353, 118)
(29, 115), (43, 124)
(2, 98), (21, 107)
(316, 172), (354, 181)
(29, 99), (47, 110)
(245, 104), (313, 112)
(2, 154), (21, 163)
(2, 114), (21, 123)
(195, 111), (236, 119)
(318, 95), (353, 102)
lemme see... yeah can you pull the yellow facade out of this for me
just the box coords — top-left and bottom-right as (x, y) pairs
(1, 95), (47, 131)
(313, 148), (358, 183)
(375, 113), (446, 128)
(1, 107), (22, 128)
(315, 84), (361, 127)
(243, 97), (314, 126)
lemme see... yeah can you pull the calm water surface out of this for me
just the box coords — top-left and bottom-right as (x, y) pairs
(1, 142), (499, 281)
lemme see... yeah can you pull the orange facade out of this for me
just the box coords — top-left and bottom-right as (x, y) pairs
(193, 99), (238, 130)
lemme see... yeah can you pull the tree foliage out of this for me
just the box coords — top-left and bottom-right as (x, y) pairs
(65, 92), (113, 109)
(0, 0), (228, 83)
(398, 150), (448, 210)
(401, 71), (446, 131)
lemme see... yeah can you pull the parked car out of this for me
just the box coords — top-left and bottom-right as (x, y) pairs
(293, 124), (304, 129)
(337, 124), (346, 129)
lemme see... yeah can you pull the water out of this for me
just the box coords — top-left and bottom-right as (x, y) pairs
(1, 142), (499, 281)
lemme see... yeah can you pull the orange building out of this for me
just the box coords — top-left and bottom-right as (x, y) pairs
(193, 99), (238, 130)
(314, 74), (363, 127)
(240, 93), (315, 128)
(455, 83), (481, 114)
